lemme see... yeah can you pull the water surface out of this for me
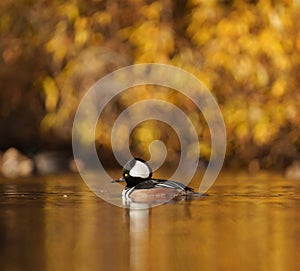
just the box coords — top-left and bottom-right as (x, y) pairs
(0, 172), (299, 271)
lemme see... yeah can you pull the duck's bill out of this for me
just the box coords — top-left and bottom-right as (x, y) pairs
(111, 177), (125, 183)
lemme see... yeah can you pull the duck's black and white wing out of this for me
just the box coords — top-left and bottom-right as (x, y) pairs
(152, 179), (194, 192)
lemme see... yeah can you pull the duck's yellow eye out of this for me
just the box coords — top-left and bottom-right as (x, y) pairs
(124, 173), (129, 177)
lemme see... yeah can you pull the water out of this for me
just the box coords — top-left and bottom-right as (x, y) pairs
(0, 172), (300, 271)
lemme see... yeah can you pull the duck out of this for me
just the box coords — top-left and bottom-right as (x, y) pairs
(112, 158), (195, 203)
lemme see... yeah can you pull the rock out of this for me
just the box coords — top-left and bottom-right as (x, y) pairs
(69, 158), (84, 173)
(0, 148), (34, 178)
(34, 151), (70, 175)
(285, 161), (300, 180)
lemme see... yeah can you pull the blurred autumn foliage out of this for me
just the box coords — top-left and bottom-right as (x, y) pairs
(1, 0), (300, 169)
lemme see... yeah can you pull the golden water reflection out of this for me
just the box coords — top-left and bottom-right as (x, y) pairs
(0, 173), (299, 271)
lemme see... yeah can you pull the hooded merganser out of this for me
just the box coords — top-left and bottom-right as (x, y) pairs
(112, 158), (194, 203)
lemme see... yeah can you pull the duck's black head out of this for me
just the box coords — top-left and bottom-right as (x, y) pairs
(112, 158), (152, 188)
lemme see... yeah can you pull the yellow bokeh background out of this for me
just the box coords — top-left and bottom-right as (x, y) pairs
(1, 0), (300, 169)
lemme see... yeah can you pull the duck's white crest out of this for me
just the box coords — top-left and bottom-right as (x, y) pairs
(129, 160), (150, 178)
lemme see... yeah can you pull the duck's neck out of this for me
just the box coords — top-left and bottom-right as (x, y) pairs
(125, 177), (148, 188)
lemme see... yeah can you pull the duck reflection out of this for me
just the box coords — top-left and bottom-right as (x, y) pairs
(127, 203), (150, 271)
